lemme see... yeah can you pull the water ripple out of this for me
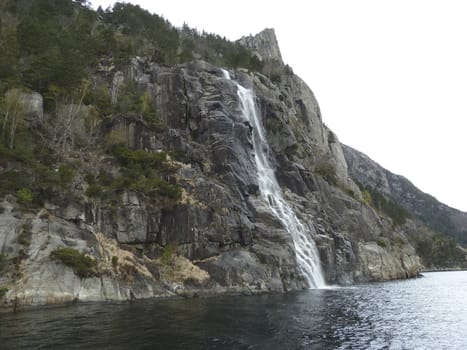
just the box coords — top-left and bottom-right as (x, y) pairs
(1, 271), (466, 349)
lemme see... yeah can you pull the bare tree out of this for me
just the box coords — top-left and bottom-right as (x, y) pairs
(57, 79), (90, 156)
(2, 89), (25, 149)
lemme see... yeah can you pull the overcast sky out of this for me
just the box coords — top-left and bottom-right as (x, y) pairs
(92, 0), (467, 212)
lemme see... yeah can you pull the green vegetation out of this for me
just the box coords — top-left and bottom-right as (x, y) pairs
(362, 190), (372, 205)
(50, 247), (97, 278)
(0, 287), (8, 298)
(160, 241), (178, 265)
(1, 0), (98, 94)
(169, 149), (187, 163)
(0, 0), (273, 210)
(410, 191), (465, 246)
(376, 237), (387, 248)
(0, 253), (8, 271)
(86, 145), (181, 204)
(111, 144), (167, 169)
(58, 165), (74, 187)
(393, 236), (405, 247)
(344, 187), (355, 198)
(315, 164), (337, 186)
(358, 184), (411, 227)
(111, 145), (181, 201)
(85, 183), (106, 198)
(0, 158), (75, 205)
(0, 103), (75, 204)
(18, 222), (32, 245)
(417, 235), (465, 267)
(16, 188), (33, 205)
(2, 89), (26, 149)
(0, 0), (267, 99)
(111, 255), (118, 268)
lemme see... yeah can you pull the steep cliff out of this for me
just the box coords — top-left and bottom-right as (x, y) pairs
(343, 145), (467, 268)
(0, 2), (433, 311)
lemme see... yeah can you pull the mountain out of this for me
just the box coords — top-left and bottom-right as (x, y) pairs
(343, 145), (467, 267)
(0, 0), (465, 311)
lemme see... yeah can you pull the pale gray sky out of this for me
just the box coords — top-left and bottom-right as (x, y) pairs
(93, 0), (467, 212)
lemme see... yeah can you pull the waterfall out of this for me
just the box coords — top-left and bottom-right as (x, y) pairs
(222, 70), (325, 288)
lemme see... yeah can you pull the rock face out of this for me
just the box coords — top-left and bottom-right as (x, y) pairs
(22, 91), (43, 123)
(0, 30), (424, 311)
(4, 89), (43, 124)
(343, 145), (467, 246)
(238, 28), (284, 64)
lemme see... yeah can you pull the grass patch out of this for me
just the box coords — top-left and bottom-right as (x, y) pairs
(50, 247), (97, 278)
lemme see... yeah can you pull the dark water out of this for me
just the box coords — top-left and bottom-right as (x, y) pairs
(1, 271), (466, 349)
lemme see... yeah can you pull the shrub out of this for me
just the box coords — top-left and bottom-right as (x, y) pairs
(0, 287), (8, 298)
(169, 149), (186, 162)
(153, 178), (181, 200)
(50, 247), (97, 278)
(58, 165), (74, 187)
(111, 255), (118, 267)
(270, 73), (281, 84)
(315, 164), (337, 186)
(18, 223), (32, 246)
(85, 184), (106, 198)
(16, 188), (33, 204)
(416, 235), (464, 267)
(358, 185), (410, 227)
(0, 170), (27, 196)
(362, 190), (372, 205)
(128, 177), (181, 200)
(376, 237), (387, 248)
(0, 253), (8, 271)
(344, 187), (355, 198)
(91, 144), (183, 203)
(111, 144), (167, 169)
(160, 242), (178, 265)
(97, 170), (114, 186)
(393, 236), (405, 246)
(84, 173), (96, 185)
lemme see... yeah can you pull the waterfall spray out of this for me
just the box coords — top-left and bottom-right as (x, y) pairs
(222, 70), (325, 288)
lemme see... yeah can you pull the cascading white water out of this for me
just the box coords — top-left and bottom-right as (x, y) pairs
(222, 69), (325, 288)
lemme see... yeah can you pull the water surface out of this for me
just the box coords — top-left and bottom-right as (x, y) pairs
(1, 271), (466, 349)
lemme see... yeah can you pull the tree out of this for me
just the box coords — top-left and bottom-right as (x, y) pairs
(2, 89), (25, 149)
(0, 22), (20, 88)
(72, 0), (91, 7)
(57, 78), (91, 155)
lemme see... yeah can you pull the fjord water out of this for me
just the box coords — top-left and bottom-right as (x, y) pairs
(223, 70), (325, 288)
(1, 271), (466, 349)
